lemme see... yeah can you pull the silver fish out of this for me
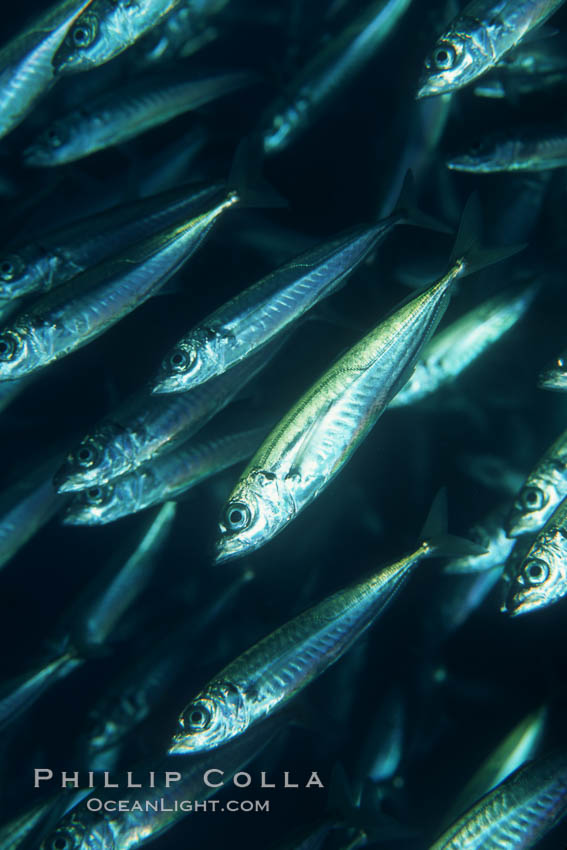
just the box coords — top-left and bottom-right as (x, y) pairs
(0, 0), (94, 139)
(81, 570), (252, 770)
(0, 181), (224, 302)
(261, 0), (413, 155)
(64, 428), (267, 525)
(0, 651), (81, 732)
(440, 706), (547, 830)
(538, 349), (567, 391)
(429, 750), (567, 849)
(152, 177), (439, 395)
(52, 0), (183, 75)
(66, 502), (177, 649)
(474, 34), (567, 98)
(444, 504), (516, 574)
(54, 338), (284, 493)
(506, 428), (567, 537)
(170, 531), (450, 754)
(134, 0), (228, 67)
(390, 282), (538, 407)
(0, 189), (239, 380)
(41, 716), (286, 850)
(502, 496), (567, 615)
(417, 0), (567, 98)
(447, 128), (567, 173)
(0, 460), (64, 571)
(0, 504), (176, 731)
(24, 72), (255, 167)
(215, 217), (515, 562)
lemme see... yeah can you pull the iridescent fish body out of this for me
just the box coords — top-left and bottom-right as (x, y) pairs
(0, 190), (239, 380)
(507, 428), (567, 537)
(53, 0), (183, 75)
(0, 0), (94, 139)
(502, 496), (567, 615)
(391, 282), (538, 407)
(0, 182), (224, 301)
(64, 428), (267, 524)
(54, 338), (284, 493)
(429, 750), (567, 848)
(261, 0), (413, 155)
(447, 128), (567, 173)
(418, 0), (566, 98)
(24, 72), (254, 166)
(170, 539), (439, 754)
(216, 257), (470, 562)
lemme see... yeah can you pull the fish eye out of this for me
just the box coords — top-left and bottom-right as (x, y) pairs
(167, 347), (195, 373)
(0, 331), (21, 362)
(469, 139), (483, 154)
(433, 43), (457, 71)
(0, 255), (24, 282)
(85, 485), (108, 505)
(184, 702), (212, 732)
(46, 126), (63, 149)
(71, 14), (98, 48)
(521, 487), (545, 511)
(523, 559), (549, 586)
(50, 831), (75, 850)
(76, 444), (97, 468)
(224, 501), (252, 532)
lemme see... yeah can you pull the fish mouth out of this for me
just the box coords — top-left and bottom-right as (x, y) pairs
(151, 375), (183, 395)
(53, 470), (84, 494)
(62, 509), (86, 526)
(538, 372), (565, 391)
(168, 736), (191, 755)
(214, 536), (251, 564)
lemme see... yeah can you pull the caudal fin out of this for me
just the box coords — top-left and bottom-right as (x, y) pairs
(448, 193), (526, 276)
(228, 135), (288, 208)
(421, 489), (488, 558)
(393, 170), (453, 234)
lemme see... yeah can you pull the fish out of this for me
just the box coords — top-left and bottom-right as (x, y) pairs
(428, 749), (567, 849)
(538, 349), (567, 391)
(440, 706), (547, 829)
(444, 504), (516, 574)
(0, 0), (95, 140)
(417, 0), (567, 99)
(473, 34), (567, 98)
(134, 0), (228, 67)
(41, 715), (287, 850)
(506, 428), (567, 537)
(357, 686), (405, 785)
(447, 127), (567, 173)
(0, 459), (65, 571)
(151, 173), (446, 395)
(81, 570), (252, 770)
(0, 504), (176, 730)
(260, 0), (414, 155)
(501, 495), (567, 615)
(215, 201), (520, 563)
(63, 427), (268, 525)
(24, 72), (256, 167)
(64, 502), (177, 650)
(52, 0), (184, 75)
(0, 650), (81, 733)
(0, 794), (65, 850)
(0, 180), (225, 302)
(390, 282), (539, 408)
(0, 187), (240, 380)
(170, 501), (479, 754)
(54, 337), (285, 493)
